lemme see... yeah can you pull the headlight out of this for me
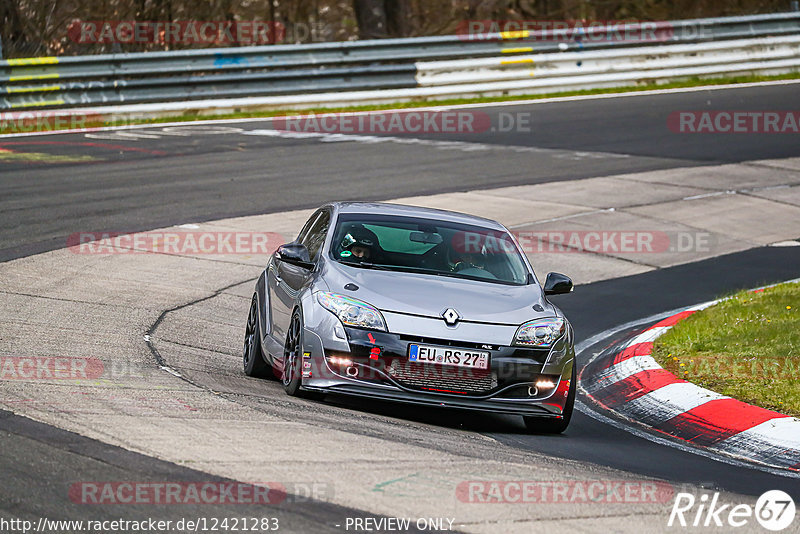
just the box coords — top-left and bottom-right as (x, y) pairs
(514, 317), (565, 348)
(317, 292), (387, 331)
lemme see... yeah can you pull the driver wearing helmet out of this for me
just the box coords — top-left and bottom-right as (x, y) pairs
(339, 226), (380, 262)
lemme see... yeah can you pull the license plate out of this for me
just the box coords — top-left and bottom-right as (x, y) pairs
(408, 344), (489, 370)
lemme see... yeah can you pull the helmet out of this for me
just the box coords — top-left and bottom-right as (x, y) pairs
(339, 225), (379, 260)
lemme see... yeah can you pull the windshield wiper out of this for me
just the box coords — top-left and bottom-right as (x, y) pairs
(384, 265), (455, 277)
(339, 260), (394, 271)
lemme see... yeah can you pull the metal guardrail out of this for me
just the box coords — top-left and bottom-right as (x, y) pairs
(417, 35), (800, 85)
(1, 12), (800, 111)
(405, 35), (800, 106)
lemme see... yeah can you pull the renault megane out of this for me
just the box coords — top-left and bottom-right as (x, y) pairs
(242, 202), (576, 433)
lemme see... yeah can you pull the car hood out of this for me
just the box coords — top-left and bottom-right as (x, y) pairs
(320, 261), (557, 325)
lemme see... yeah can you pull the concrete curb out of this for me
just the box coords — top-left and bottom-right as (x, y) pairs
(580, 282), (800, 473)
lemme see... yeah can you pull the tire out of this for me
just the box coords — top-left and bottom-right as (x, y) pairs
(523, 362), (576, 434)
(282, 308), (304, 396)
(243, 295), (270, 378)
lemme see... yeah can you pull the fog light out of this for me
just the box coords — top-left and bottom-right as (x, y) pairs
(536, 379), (556, 390)
(327, 356), (353, 367)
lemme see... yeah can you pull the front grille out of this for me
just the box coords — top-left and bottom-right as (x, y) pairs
(386, 359), (497, 394)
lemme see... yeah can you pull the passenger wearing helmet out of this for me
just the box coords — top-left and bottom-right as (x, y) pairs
(450, 249), (498, 280)
(339, 226), (380, 262)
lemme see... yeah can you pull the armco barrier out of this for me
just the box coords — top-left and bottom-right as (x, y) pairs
(1, 12), (799, 112)
(409, 35), (800, 100)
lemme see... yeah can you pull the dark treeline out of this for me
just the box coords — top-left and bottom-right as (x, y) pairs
(1, 0), (795, 58)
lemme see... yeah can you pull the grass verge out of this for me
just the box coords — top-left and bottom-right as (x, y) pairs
(2, 71), (800, 135)
(653, 281), (800, 417)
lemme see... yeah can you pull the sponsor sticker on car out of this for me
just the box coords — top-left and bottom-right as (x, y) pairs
(408, 344), (489, 370)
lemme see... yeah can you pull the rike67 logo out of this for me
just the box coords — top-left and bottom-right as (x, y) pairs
(668, 490), (795, 531)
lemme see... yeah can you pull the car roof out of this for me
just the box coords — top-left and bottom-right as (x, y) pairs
(328, 202), (507, 231)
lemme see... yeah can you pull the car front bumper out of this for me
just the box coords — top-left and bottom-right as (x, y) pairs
(300, 325), (574, 417)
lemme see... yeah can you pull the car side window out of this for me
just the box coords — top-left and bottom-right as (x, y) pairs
(300, 210), (330, 262)
(296, 211), (322, 244)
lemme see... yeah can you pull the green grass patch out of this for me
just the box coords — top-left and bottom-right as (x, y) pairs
(653, 281), (800, 416)
(2, 71), (799, 135)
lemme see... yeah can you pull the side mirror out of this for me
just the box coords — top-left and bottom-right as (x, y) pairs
(276, 243), (314, 270)
(544, 272), (573, 295)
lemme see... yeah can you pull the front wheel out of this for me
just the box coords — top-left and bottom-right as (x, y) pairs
(523, 363), (576, 434)
(243, 295), (269, 378)
(282, 309), (304, 396)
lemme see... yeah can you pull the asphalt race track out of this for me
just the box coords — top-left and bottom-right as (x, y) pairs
(1, 83), (798, 261)
(1, 410), (414, 533)
(1, 82), (800, 531)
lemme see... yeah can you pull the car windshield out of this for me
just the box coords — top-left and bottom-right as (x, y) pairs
(331, 213), (530, 286)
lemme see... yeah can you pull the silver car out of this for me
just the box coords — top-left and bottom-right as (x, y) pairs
(243, 202), (576, 433)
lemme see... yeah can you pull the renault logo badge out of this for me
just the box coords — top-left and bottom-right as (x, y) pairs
(441, 308), (460, 326)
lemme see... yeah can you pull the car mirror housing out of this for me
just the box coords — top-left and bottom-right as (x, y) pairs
(276, 243), (314, 270)
(544, 272), (573, 295)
